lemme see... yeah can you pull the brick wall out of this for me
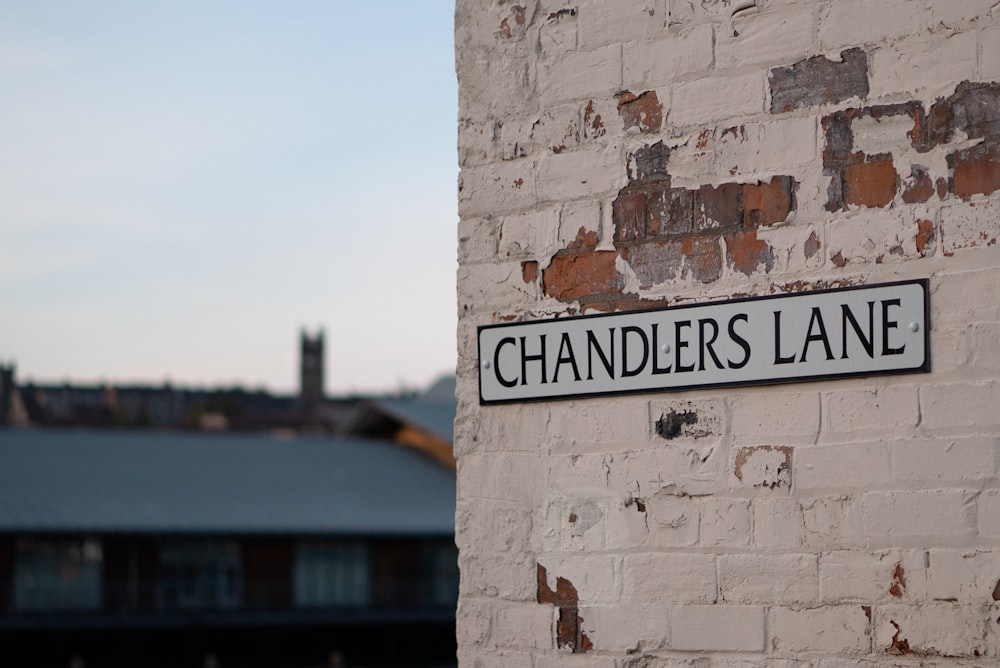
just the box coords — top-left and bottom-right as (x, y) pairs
(455, 1), (1000, 665)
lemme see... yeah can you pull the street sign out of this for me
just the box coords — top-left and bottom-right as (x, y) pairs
(478, 279), (929, 404)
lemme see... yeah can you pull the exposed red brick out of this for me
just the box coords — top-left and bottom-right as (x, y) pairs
(992, 579), (1000, 601)
(499, 7), (527, 39)
(697, 182), (743, 229)
(499, 18), (512, 39)
(542, 250), (621, 300)
(617, 90), (663, 134)
(804, 230), (821, 259)
(862, 605), (873, 622)
(831, 251), (847, 267)
(568, 513), (577, 523)
(725, 229), (774, 275)
(924, 81), (1000, 149)
(627, 141), (671, 184)
(521, 260), (538, 283)
(889, 562), (906, 597)
(579, 296), (673, 314)
(845, 157), (898, 208)
(537, 563), (555, 604)
(823, 102), (922, 211)
(769, 48), (870, 113)
(936, 176), (949, 199)
(647, 187), (696, 235)
(537, 563), (590, 654)
(696, 129), (711, 149)
(743, 176), (795, 226)
(681, 236), (724, 283)
(620, 241), (678, 288)
(886, 621), (912, 655)
(583, 100), (605, 139)
(566, 226), (600, 250)
(612, 191), (650, 242)
(949, 141), (1000, 199)
(915, 219), (936, 257)
(902, 165), (934, 203)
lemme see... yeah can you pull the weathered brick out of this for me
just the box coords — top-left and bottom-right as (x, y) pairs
(623, 553), (717, 603)
(901, 165), (934, 203)
(892, 437), (999, 483)
(921, 381), (1000, 431)
(580, 603), (671, 653)
(576, 0), (665, 49)
(539, 43), (623, 103)
(743, 176), (795, 226)
(870, 30), (978, 99)
(456, 498), (536, 555)
(950, 141), (1000, 199)
(669, 605), (766, 651)
(925, 549), (1000, 602)
(863, 490), (976, 544)
(977, 490), (1000, 538)
(818, 0), (929, 51)
(733, 445), (792, 490)
(622, 22), (714, 87)
(460, 551), (538, 601)
(770, 605), (871, 653)
(844, 157), (897, 208)
(699, 497), (751, 547)
(801, 495), (866, 549)
(537, 555), (621, 605)
(458, 160), (538, 218)
(648, 493), (701, 547)
(724, 229), (774, 275)
(616, 90), (663, 134)
(542, 247), (622, 301)
(716, 5), (816, 71)
(498, 209), (561, 260)
(795, 442), (891, 491)
(493, 601), (554, 649)
(873, 603), (986, 657)
(671, 71), (765, 127)
(769, 48), (869, 113)
(753, 498), (802, 549)
(819, 549), (900, 602)
(822, 386), (920, 438)
(718, 553), (819, 605)
(729, 392), (821, 445)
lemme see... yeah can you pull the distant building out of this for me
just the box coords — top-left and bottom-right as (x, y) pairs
(0, 428), (458, 668)
(299, 328), (326, 427)
(0, 331), (444, 435)
(341, 375), (457, 470)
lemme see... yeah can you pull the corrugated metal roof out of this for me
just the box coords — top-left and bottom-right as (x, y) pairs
(0, 428), (455, 536)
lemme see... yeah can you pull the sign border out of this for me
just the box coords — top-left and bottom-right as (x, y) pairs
(477, 278), (931, 405)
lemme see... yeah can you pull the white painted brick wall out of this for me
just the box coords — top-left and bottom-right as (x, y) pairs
(456, 0), (1000, 664)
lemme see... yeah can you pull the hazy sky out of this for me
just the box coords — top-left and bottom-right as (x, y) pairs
(1, 2), (458, 395)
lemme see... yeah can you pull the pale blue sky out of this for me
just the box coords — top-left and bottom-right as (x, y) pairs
(1, 2), (458, 395)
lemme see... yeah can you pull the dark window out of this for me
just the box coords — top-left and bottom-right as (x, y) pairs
(13, 537), (102, 611)
(158, 541), (241, 609)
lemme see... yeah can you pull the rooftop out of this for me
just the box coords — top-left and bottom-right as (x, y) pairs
(0, 428), (455, 537)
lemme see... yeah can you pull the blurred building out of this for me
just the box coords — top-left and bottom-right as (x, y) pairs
(0, 428), (458, 668)
(0, 331), (454, 436)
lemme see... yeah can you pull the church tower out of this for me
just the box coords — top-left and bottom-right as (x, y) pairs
(299, 329), (324, 424)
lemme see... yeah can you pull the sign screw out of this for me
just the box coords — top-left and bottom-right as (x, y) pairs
(661, 344), (671, 354)
(483, 360), (491, 369)
(909, 322), (920, 332)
